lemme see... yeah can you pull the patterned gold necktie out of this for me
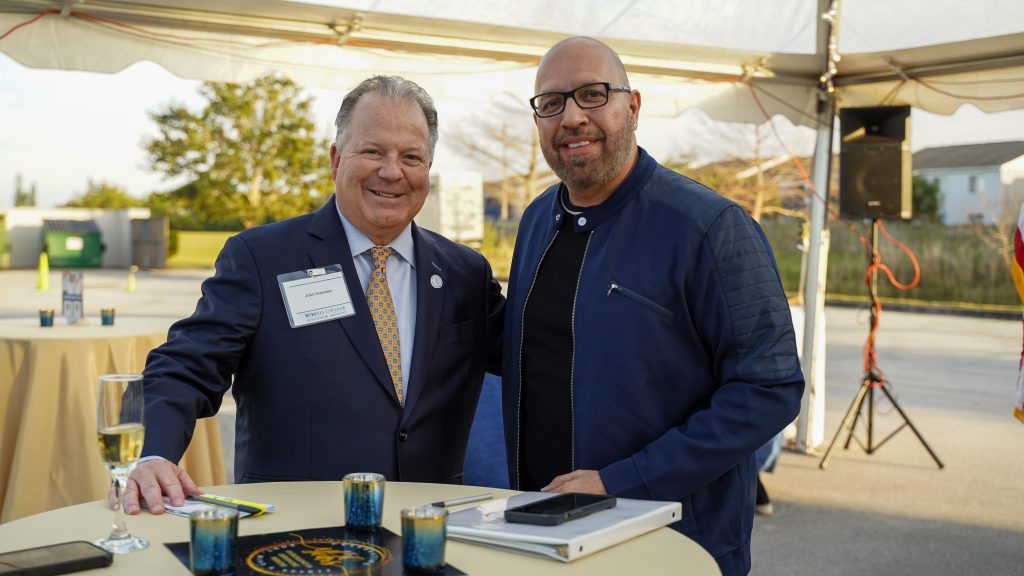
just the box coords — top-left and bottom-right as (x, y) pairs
(367, 246), (404, 405)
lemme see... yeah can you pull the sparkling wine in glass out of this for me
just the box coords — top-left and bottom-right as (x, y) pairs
(95, 373), (149, 553)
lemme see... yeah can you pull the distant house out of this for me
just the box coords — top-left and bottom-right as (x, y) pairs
(912, 141), (1024, 224)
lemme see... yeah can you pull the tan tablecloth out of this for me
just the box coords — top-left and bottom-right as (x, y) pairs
(0, 481), (721, 575)
(0, 316), (227, 523)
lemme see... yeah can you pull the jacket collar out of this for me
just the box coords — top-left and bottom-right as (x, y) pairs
(546, 146), (657, 232)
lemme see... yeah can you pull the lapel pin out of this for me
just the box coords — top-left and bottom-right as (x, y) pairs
(430, 274), (443, 289)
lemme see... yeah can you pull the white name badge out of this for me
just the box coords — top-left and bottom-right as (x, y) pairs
(277, 264), (355, 328)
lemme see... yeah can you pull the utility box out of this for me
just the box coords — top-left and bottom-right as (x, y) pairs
(419, 171), (484, 248)
(0, 214), (8, 268)
(43, 219), (103, 268)
(131, 217), (169, 269)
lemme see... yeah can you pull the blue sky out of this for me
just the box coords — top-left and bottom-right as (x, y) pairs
(3, 54), (1024, 210)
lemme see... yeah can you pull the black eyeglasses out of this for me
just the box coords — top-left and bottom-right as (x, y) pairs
(529, 82), (631, 118)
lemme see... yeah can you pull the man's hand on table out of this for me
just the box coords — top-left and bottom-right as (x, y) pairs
(107, 459), (201, 514)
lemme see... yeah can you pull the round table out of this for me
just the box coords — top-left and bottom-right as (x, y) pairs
(0, 481), (722, 575)
(0, 316), (227, 523)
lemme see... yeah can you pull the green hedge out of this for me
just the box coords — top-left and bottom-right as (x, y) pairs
(176, 219), (1018, 308)
(761, 217), (1020, 307)
(166, 231), (235, 268)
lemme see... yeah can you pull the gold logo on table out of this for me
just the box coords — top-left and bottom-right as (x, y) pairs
(246, 532), (392, 575)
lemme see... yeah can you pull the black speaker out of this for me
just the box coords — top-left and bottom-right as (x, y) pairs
(839, 106), (912, 220)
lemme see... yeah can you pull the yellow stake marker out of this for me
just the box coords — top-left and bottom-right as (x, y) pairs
(36, 252), (49, 291)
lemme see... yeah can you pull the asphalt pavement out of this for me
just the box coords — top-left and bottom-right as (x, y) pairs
(753, 305), (1024, 575)
(1, 268), (1022, 574)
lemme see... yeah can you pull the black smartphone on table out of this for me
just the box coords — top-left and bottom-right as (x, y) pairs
(0, 541), (112, 575)
(504, 493), (617, 526)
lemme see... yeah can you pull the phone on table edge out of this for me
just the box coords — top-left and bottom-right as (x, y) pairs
(0, 541), (113, 576)
(504, 493), (617, 526)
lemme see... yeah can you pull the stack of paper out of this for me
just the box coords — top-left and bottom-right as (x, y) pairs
(152, 494), (276, 518)
(447, 492), (681, 562)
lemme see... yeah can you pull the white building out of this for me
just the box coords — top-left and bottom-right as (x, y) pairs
(420, 171), (484, 248)
(913, 141), (1024, 225)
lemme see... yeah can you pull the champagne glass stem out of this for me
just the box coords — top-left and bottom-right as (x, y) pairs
(109, 473), (130, 540)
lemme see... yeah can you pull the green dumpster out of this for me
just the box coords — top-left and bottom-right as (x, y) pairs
(43, 220), (103, 268)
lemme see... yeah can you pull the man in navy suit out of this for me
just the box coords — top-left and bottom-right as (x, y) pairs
(116, 75), (504, 515)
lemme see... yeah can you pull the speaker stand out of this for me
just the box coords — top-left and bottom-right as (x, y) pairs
(818, 219), (943, 470)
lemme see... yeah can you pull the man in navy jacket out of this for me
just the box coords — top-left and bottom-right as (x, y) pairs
(503, 37), (804, 576)
(114, 76), (503, 515)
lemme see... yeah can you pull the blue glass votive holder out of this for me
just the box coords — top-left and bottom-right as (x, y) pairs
(100, 307), (115, 326)
(39, 308), (54, 327)
(190, 508), (238, 576)
(343, 472), (386, 532)
(402, 505), (448, 574)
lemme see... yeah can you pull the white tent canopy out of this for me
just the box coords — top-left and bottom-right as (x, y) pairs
(2, 0), (1022, 125)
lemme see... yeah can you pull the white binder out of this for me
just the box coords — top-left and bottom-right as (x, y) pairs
(447, 492), (682, 562)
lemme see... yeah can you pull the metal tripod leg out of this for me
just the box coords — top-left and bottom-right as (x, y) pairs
(843, 384), (874, 451)
(876, 382), (945, 469)
(818, 377), (871, 469)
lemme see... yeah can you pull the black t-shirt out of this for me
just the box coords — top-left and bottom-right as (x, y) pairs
(520, 195), (590, 490)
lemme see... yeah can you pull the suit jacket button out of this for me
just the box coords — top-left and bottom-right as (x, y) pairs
(398, 430), (409, 442)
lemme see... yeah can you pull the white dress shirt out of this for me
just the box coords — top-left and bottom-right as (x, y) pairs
(335, 204), (417, 397)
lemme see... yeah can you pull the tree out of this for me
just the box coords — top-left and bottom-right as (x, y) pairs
(13, 173), (36, 207)
(445, 92), (546, 220)
(963, 186), (1024, 273)
(911, 175), (942, 223)
(147, 181), (238, 231)
(145, 75), (333, 229)
(665, 120), (810, 223)
(64, 179), (141, 208)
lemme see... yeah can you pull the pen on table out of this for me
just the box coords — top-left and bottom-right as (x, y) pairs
(430, 493), (493, 508)
(187, 494), (263, 515)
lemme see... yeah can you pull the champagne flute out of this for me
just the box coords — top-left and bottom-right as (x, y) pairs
(95, 373), (149, 553)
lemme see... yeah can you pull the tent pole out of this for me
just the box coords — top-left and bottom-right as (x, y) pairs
(795, 0), (839, 454)
(796, 94), (834, 453)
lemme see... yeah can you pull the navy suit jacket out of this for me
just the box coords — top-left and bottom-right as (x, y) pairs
(142, 198), (504, 484)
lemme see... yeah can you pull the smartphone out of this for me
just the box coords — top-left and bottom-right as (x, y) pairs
(0, 541), (112, 575)
(504, 493), (617, 526)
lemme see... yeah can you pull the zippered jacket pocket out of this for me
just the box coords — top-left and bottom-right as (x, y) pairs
(606, 280), (674, 320)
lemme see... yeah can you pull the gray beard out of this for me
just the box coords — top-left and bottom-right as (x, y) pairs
(544, 123), (634, 194)
(557, 154), (613, 191)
